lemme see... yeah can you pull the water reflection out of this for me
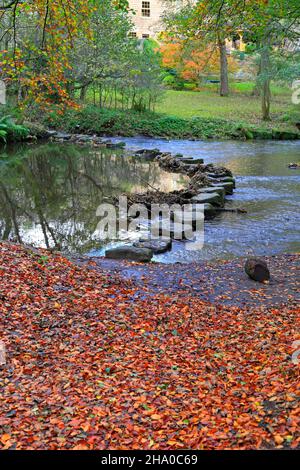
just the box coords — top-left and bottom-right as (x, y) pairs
(0, 143), (186, 253)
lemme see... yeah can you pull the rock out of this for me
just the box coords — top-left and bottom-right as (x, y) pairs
(73, 134), (95, 143)
(184, 164), (203, 175)
(180, 158), (204, 164)
(189, 172), (212, 190)
(191, 192), (223, 206)
(23, 122), (53, 139)
(205, 165), (233, 178)
(53, 132), (72, 141)
(217, 176), (236, 188)
(133, 239), (172, 254)
(197, 186), (226, 199)
(157, 154), (184, 172)
(245, 258), (270, 282)
(105, 246), (153, 262)
(204, 203), (217, 219)
(105, 141), (126, 149)
(135, 148), (162, 159)
(212, 181), (234, 195)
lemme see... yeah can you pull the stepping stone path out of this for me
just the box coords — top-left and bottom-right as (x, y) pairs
(105, 246), (153, 262)
(133, 239), (172, 254)
(192, 192), (224, 206)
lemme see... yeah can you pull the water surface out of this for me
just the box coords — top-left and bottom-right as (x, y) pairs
(0, 138), (299, 263)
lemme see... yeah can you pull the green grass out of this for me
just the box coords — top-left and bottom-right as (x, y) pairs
(77, 82), (298, 132)
(156, 85), (297, 131)
(43, 104), (299, 141)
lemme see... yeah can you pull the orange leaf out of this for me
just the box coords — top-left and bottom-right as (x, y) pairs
(1, 434), (11, 445)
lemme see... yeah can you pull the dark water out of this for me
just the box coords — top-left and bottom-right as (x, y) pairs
(0, 138), (299, 263)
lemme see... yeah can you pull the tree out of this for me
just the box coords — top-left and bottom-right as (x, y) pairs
(164, 0), (300, 119)
(164, 0), (247, 97)
(160, 39), (238, 87)
(0, 0), (95, 111)
(0, 0), (163, 113)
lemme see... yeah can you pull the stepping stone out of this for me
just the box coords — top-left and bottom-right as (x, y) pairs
(212, 182), (234, 195)
(191, 192), (223, 206)
(180, 158), (204, 164)
(105, 141), (126, 149)
(217, 176), (236, 188)
(133, 239), (172, 254)
(197, 186), (226, 199)
(204, 203), (217, 219)
(54, 132), (72, 140)
(135, 149), (162, 159)
(105, 246), (153, 262)
(151, 222), (194, 240)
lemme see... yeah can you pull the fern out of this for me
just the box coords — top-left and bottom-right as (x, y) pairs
(0, 115), (29, 143)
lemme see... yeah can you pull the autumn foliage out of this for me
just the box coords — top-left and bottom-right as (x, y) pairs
(160, 41), (238, 86)
(0, 0), (94, 112)
(0, 242), (299, 450)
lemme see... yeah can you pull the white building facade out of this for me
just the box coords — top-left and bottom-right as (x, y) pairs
(128, 0), (167, 39)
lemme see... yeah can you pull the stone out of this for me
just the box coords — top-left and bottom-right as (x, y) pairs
(180, 158), (204, 164)
(151, 222), (194, 240)
(133, 239), (172, 254)
(74, 134), (95, 142)
(245, 258), (270, 282)
(204, 203), (217, 219)
(135, 148), (162, 159)
(191, 192), (223, 206)
(288, 163), (300, 169)
(105, 141), (126, 149)
(197, 186), (226, 199)
(53, 132), (72, 140)
(105, 246), (153, 262)
(218, 176), (236, 188)
(212, 181), (234, 195)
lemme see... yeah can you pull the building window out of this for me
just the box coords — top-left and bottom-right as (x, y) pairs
(142, 1), (150, 17)
(142, 34), (150, 39)
(129, 32), (137, 38)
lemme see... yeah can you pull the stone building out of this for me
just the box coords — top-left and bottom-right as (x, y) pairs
(128, 1), (247, 53)
(128, 0), (167, 39)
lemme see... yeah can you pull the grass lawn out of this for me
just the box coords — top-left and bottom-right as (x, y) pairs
(157, 85), (297, 130)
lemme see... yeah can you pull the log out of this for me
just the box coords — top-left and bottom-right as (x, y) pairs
(245, 258), (270, 282)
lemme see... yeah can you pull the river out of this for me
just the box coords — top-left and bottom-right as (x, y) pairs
(0, 138), (299, 263)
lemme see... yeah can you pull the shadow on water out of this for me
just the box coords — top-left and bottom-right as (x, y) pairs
(0, 138), (299, 263)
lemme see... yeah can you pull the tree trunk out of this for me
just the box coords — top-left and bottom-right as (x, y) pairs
(260, 43), (271, 121)
(80, 85), (87, 103)
(252, 61), (262, 97)
(218, 38), (229, 97)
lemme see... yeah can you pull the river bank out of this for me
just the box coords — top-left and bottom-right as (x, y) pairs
(41, 107), (300, 141)
(0, 241), (299, 450)
(76, 253), (300, 308)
